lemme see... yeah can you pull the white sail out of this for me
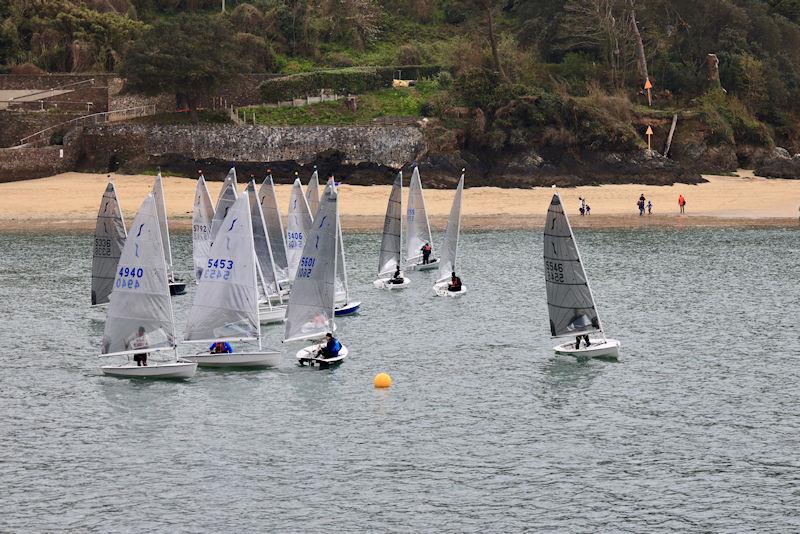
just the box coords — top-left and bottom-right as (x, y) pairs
(211, 175), (239, 243)
(286, 178), (313, 281)
(335, 212), (348, 304)
(152, 172), (173, 273)
(544, 192), (603, 338)
(101, 194), (176, 356)
(283, 181), (338, 342)
(258, 174), (290, 283)
(192, 174), (215, 282)
(91, 182), (127, 306)
(436, 173), (464, 283)
(405, 167), (434, 266)
(306, 169), (320, 217)
(246, 180), (280, 299)
(218, 167), (237, 203)
(377, 172), (403, 277)
(185, 193), (260, 342)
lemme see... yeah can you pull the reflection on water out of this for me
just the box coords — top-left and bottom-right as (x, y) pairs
(1, 228), (799, 531)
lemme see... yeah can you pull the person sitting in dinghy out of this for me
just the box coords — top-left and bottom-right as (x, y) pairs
(447, 272), (462, 292)
(130, 326), (149, 367)
(317, 333), (341, 360)
(421, 242), (432, 264)
(389, 265), (405, 284)
(210, 341), (233, 354)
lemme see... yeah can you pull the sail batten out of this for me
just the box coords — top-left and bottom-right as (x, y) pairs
(286, 178), (313, 281)
(192, 174), (215, 282)
(91, 182), (127, 306)
(377, 172), (403, 277)
(543, 192), (603, 338)
(405, 167), (434, 266)
(436, 174), (464, 283)
(258, 174), (290, 282)
(101, 194), (176, 355)
(185, 193), (260, 342)
(284, 182), (338, 342)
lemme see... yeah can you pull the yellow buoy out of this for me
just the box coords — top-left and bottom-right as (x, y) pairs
(374, 373), (392, 389)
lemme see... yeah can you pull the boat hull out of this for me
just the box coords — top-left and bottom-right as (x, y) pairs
(296, 343), (348, 368)
(169, 281), (187, 296)
(258, 305), (286, 324)
(182, 351), (282, 368)
(100, 362), (197, 378)
(432, 281), (467, 298)
(553, 338), (620, 359)
(334, 300), (361, 316)
(373, 277), (411, 290)
(406, 258), (439, 271)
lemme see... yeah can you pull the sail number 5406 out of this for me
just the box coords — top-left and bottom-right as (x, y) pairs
(545, 261), (564, 283)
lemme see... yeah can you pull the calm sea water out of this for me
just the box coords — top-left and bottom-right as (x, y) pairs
(1, 228), (799, 532)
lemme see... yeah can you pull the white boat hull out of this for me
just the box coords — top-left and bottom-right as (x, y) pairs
(406, 258), (439, 271)
(100, 362), (197, 379)
(432, 281), (467, 298)
(553, 338), (620, 359)
(373, 277), (411, 290)
(259, 305), (286, 324)
(296, 343), (349, 367)
(334, 300), (361, 316)
(182, 351), (282, 368)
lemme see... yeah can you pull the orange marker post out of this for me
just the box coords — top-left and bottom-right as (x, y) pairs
(644, 78), (653, 106)
(645, 125), (654, 151)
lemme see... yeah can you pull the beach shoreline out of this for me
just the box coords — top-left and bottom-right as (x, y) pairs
(0, 170), (798, 232)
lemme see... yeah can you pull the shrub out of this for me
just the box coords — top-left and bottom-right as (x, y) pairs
(442, 0), (466, 24)
(396, 44), (428, 66)
(435, 70), (453, 89)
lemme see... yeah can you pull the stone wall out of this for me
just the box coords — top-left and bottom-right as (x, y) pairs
(0, 128), (81, 182)
(80, 123), (425, 170)
(0, 110), (86, 147)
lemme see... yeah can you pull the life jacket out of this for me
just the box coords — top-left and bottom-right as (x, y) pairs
(423, 244), (431, 252)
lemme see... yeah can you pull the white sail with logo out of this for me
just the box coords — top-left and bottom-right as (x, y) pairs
(151, 173), (174, 274)
(185, 193), (260, 342)
(246, 180), (281, 299)
(283, 182), (338, 342)
(218, 167), (237, 202)
(405, 167), (435, 267)
(192, 173), (215, 282)
(211, 169), (239, 242)
(544, 191), (620, 358)
(258, 174), (289, 283)
(377, 172), (403, 277)
(91, 181), (127, 306)
(306, 168), (320, 217)
(286, 177), (313, 281)
(436, 173), (464, 283)
(101, 194), (176, 356)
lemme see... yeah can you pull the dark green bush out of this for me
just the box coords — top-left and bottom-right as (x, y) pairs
(442, 0), (466, 24)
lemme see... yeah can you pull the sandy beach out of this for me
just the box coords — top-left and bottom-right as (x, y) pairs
(0, 170), (798, 232)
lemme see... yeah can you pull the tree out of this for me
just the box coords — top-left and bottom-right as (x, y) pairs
(121, 13), (247, 122)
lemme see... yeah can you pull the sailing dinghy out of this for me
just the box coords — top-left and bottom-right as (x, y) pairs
(544, 189), (620, 359)
(405, 167), (439, 271)
(259, 173), (291, 293)
(152, 173), (187, 295)
(373, 172), (411, 289)
(433, 172), (466, 297)
(91, 180), (127, 308)
(182, 192), (282, 368)
(192, 172), (215, 283)
(306, 167), (320, 216)
(286, 175), (313, 282)
(99, 194), (197, 378)
(284, 181), (349, 367)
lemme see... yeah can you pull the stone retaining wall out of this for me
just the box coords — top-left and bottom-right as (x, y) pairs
(0, 128), (81, 182)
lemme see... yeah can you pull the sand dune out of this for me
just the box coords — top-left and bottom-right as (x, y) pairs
(0, 170), (798, 232)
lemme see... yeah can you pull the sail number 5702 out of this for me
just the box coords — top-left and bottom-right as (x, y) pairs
(545, 261), (564, 283)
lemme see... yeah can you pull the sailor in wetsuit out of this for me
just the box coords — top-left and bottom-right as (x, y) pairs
(447, 271), (462, 292)
(421, 243), (432, 264)
(209, 341), (233, 354)
(389, 265), (405, 284)
(317, 333), (341, 360)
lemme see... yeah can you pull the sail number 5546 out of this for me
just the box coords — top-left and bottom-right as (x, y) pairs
(545, 261), (564, 283)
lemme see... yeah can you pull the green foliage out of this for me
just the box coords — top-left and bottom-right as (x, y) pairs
(697, 90), (772, 146)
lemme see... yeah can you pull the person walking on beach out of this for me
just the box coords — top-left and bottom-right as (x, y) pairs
(638, 194), (646, 216)
(579, 197), (586, 216)
(585, 204), (591, 215)
(647, 200), (652, 215)
(678, 194), (686, 213)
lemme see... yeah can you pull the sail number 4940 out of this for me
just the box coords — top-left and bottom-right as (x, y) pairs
(545, 261), (565, 283)
(116, 266), (144, 289)
(297, 256), (316, 278)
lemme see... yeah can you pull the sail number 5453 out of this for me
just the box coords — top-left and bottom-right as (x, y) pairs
(545, 261), (564, 283)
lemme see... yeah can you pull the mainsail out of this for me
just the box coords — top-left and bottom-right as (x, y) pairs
(101, 194), (176, 356)
(283, 181), (338, 342)
(91, 181), (127, 306)
(258, 174), (289, 282)
(218, 167), (237, 203)
(306, 169), (320, 217)
(405, 167), (434, 266)
(246, 180), (280, 299)
(544, 192), (603, 338)
(211, 172), (239, 243)
(192, 174), (215, 282)
(377, 172), (403, 277)
(335, 212), (348, 304)
(185, 193), (260, 342)
(152, 173), (173, 273)
(436, 173), (464, 283)
(286, 178), (313, 281)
